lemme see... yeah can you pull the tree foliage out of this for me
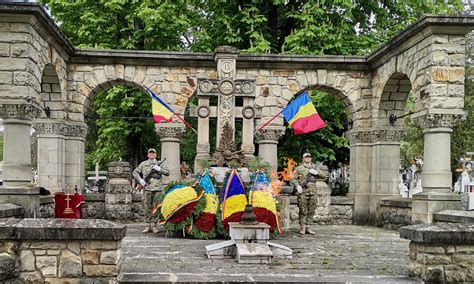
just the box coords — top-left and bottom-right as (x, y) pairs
(41, 0), (467, 172)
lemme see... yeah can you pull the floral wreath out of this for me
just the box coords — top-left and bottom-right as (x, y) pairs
(189, 169), (219, 239)
(153, 181), (205, 232)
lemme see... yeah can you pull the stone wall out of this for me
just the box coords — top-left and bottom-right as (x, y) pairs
(380, 198), (412, 229)
(400, 223), (474, 282)
(38, 196), (54, 218)
(289, 196), (353, 225)
(0, 218), (126, 282)
(84, 193), (145, 221)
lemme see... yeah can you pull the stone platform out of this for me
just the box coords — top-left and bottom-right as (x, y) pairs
(118, 224), (420, 283)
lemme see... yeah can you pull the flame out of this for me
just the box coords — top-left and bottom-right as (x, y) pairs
(278, 158), (297, 182)
(266, 171), (282, 197)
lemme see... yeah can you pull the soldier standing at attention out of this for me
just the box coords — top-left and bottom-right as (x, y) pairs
(291, 152), (329, 235)
(133, 148), (170, 234)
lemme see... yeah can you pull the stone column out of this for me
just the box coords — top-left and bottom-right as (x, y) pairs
(156, 123), (186, 183)
(105, 161), (132, 221)
(0, 101), (42, 217)
(64, 123), (87, 192)
(241, 97), (256, 160)
(369, 129), (404, 225)
(33, 120), (67, 193)
(194, 97), (211, 172)
(411, 113), (465, 223)
(346, 130), (373, 225)
(255, 126), (285, 171)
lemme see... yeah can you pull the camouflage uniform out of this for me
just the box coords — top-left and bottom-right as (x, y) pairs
(133, 159), (170, 224)
(291, 162), (329, 233)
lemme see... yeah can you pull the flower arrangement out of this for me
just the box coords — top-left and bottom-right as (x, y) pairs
(189, 169), (219, 239)
(154, 181), (205, 232)
(218, 168), (247, 233)
(249, 170), (282, 235)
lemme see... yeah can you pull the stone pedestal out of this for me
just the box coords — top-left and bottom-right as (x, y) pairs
(156, 123), (186, 183)
(411, 113), (465, 223)
(105, 161), (132, 221)
(412, 192), (462, 224)
(276, 194), (290, 230)
(0, 102), (41, 217)
(255, 126), (285, 171)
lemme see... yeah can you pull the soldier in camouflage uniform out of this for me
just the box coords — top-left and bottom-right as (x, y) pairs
(133, 148), (170, 233)
(291, 153), (329, 235)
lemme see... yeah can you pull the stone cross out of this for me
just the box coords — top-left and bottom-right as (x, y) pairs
(87, 162), (107, 183)
(193, 46), (257, 170)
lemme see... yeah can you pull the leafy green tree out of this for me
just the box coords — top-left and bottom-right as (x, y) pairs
(85, 86), (160, 170)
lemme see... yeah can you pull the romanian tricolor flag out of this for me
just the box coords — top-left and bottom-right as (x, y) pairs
(145, 87), (174, 123)
(220, 169), (247, 230)
(281, 92), (326, 135)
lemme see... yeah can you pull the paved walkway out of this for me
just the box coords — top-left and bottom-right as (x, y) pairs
(118, 224), (420, 283)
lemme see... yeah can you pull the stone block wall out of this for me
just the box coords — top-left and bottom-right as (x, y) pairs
(400, 223), (474, 282)
(0, 218), (126, 282)
(289, 196), (353, 225)
(85, 193), (145, 221)
(38, 196), (54, 218)
(380, 198), (412, 229)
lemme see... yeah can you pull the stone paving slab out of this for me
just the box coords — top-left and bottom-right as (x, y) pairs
(118, 224), (421, 283)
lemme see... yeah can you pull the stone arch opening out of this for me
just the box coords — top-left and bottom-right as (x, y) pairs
(83, 80), (162, 173)
(39, 64), (65, 119)
(307, 84), (355, 121)
(377, 72), (412, 128)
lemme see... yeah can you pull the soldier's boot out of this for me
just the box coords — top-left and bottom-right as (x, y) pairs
(299, 225), (306, 235)
(142, 224), (152, 234)
(151, 224), (159, 234)
(305, 225), (316, 235)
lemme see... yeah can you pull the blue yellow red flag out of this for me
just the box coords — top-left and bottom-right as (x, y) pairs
(280, 92), (326, 135)
(145, 87), (174, 123)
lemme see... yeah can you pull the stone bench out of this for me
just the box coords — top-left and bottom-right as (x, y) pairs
(400, 223), (474, 282)
(0, 218), (126, 282)
(0, 203), (24, 219)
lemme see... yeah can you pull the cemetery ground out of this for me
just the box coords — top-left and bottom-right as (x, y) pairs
(118, 223), (420, 283)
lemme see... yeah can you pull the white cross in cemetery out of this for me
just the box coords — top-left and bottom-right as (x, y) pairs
(87, 162), (107, 193)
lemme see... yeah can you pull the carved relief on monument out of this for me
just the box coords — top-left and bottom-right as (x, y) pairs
(255, 127), (286, 142)
(0, 103), (42, 120)
(346, 129), (404, 144)
(32, 121), (88, 138)
(213, 121), (245, 167)
(155, 124), (186, 139)
(412, 113), (466, 129)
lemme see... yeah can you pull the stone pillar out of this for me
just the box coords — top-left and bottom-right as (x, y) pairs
(241, 97), (256, 160)
(64, 123), (87, 192)
(214, 46), (239, 146)
(156, 123), (186, 182)
(0, 101), (42, 217)
(194, 97), (211, 172)
(369, 129), (404, 225)
(411, 113), (465, 223)
(346, 130), (372, 225)
(33, 120), (67, 193)
(105, 161), (132, 221)
(255, 126), (285, 171)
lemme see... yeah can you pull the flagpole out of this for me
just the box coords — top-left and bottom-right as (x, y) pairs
(253, 109), (283, 135)
(173, 112), (199, 135)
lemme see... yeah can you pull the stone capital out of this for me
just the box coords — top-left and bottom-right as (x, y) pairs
(255, 126), (286, 142)
(155, 123), (186, 139)
(0, 102), (42, 121)
(412, 113), (466, 129)
(33, 121), (88, 138)
(346, 129), (404, 144)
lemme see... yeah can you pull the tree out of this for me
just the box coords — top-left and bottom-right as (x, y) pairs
(41, 0), (467, 172)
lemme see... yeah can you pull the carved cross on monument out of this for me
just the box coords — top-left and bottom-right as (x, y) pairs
(193, 46), (257, 170)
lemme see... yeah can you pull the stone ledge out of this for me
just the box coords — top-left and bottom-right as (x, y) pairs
(39, 195), (53, 205)
(380, 198), (412, 208)
(400, 223), (474, 244)
(433, 210), (474, 224)
(0, 218), (126, 240)
(85, 193), (105, 202)
(0, 203), (24, 218)
(331, 196), (354, 205)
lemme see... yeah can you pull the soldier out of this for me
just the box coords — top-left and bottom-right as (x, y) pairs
(291, 152), (329, 235)
(133, 148), (170, 234)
